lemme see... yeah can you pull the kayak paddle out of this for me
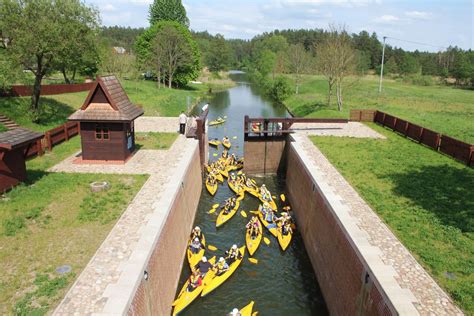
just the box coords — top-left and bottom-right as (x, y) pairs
(240, 210), (247, 218)
(248, 257), (258, 264)
(263, 237), (271, 245)
(280, 194), (286, 202)
(208, 245), (218, 251)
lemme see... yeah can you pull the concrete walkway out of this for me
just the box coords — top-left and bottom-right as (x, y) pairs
(292, 121), (386, 139)
(52, 134), (199, 315)
(295, 133), (462, 315)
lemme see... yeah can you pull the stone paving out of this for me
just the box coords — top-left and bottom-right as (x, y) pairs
(134, 116), (180, 133)
(292, 121), (386, 139)
(294, 133), (462, 315)
(53, 134), (199, 315)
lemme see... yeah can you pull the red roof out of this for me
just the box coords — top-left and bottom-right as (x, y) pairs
(68, 75), (143, 122)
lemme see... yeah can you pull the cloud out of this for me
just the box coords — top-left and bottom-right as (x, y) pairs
(404, 11), (432, 20)
(373, 15), (399, 23)
(101, 4), (117, 12)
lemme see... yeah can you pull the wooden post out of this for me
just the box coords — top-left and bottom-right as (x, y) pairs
(37, 138), (44, 156)
(46, 131), (52, 151)
(64, 123), (69, 141)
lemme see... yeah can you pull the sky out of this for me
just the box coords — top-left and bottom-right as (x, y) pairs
(87, 0), (473, 52)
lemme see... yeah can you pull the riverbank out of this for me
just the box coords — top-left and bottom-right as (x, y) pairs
(282, 74), (474, 143)
(0, 74), (237, 131)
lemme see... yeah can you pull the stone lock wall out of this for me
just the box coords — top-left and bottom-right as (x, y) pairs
(127, 147), (202, 316)
(285, 144), (394, 316)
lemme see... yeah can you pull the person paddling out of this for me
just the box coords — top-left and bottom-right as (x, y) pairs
(190, 226), (203, 242)
(214, 257), (229, 276)
(187, 270), (202, 292)
(228, 308), (242, 316)
(225, 244), (242, 264)
(190, 237), (202, 254)
(194, 256), (213, 276)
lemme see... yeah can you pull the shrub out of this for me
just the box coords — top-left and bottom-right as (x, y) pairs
(268, 76), (293, 102)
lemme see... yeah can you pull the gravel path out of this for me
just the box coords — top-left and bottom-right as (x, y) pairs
(292, 122), (386, 139)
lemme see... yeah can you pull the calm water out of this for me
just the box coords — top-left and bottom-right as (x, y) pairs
(178, 73), (328, 315)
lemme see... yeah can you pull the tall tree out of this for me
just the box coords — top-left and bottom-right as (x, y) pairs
(315, 26), (356, 111)
(287, 43), (311, 94)
(135, 21), (200, 87)
(207, 34), (232, 72)
(0, 0), (99, 120)
(149, 0), (189, 26)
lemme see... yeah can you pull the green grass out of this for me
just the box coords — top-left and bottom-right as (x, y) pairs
(135, 132), (178, 150)
(0, 76), (234, 132)
(286, 75), (474, 143)
(310, 124), (474, 313)
(0, 137), (147, 314)
(0, 123), (7, 132)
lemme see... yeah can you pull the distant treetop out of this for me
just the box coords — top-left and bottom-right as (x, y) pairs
(149, 0), (189, 27)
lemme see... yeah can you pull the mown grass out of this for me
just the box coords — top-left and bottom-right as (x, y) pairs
(310, 124), (474, 313)
(0, 123), (7, 132)
(0, 75), (235, 132)
(135, 132), (178, 150)
(286, 75), (474, 143)
(0, 137), (147, 314)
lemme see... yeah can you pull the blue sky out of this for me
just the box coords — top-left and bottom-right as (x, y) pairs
(87, 0), (473, 52)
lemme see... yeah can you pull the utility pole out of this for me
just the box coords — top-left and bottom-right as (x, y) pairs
(378, 36), (387, 93)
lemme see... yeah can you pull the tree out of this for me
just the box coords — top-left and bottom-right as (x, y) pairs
(255, 49), (276, 78)
(384, 56), (399, 74)
(315, 26), (356, 111)
(399, 53), (420, 75)
(0, 0), (99, 120)
(268, 76), (292, 102)
(207, 34), (232, 72)
(149, 0), (189, 26)
(287, 43), (311, 94)
(135, 21), (200, 87)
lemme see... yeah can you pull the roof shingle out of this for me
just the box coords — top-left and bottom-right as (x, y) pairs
(0, 128), (44, 150)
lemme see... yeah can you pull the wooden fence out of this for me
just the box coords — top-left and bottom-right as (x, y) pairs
(351, 109), (473, 166)
(25, 121), (80, 159)
(0, 82), (94, 97)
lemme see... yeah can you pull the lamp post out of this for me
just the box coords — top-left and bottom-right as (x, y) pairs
(378, 36), (387, 93)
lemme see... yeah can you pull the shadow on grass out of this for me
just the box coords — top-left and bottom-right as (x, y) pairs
(25, 169), (49, 185)
(36, 97), (76, 127)
(292, 101), (329, 116)
(390, 164), (474, 233)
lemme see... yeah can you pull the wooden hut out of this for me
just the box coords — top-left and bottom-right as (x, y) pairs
(69, 75), (144, 162)
(0, 128), (44, 192)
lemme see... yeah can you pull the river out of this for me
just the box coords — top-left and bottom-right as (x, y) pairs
(178, 72), (328, 315)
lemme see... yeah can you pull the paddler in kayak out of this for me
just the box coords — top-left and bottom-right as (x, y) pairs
(225, 244), (242, 264)
(228, 308), (242, 316)
(189, 237), (203, 254)
(246, 216), (260, 239)
(260, 202), (275, 222)
(214, 257), (229, 276)
(245, 177), (257, 190)
(222, 149), (229, 159)
(187, 270), (202, 292)
(194, 256), (213, 276)
(260, 184), (271, 201)
(281, 221), (293, 236)
(276, 212), (292, 226)
(190, 226), (203, 242)
(230, 172), (237, 182)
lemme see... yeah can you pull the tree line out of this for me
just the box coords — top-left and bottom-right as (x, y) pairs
(1, 0), (473, 120)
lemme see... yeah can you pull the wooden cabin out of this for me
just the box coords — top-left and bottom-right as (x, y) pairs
(0, 128), (44, 192)
(69, 75), (144, 162)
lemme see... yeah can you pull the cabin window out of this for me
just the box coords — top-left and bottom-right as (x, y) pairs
(95, 124), (110, 140)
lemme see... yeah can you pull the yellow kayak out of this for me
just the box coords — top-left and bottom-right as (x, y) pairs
(257, 210), (278, 237)
(222, 139), (231, 149)
(246, 220), (262, 256)
(244, 185), (259, 198)
(187, 234), (206, 270)
(240, 301), (255, 316)
(206, 178), (217, 196)
(209, 139), (221, 147)
(209, 118), (226, 126)
(259, 194), (277, 210)
(218, 167), (229, 178)
(201, 246), (246, 297)
(216, 194), (244, 227)
(228, 178), (244, 195)
(277, 226), (292, 251)
(172, 257), (216, 316)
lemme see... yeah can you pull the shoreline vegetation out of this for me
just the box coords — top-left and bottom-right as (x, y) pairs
(0, 71), (236, 132)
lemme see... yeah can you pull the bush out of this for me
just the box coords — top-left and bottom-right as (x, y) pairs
(267, 76), (293, 102)
(400, 74), (436, 86)
(2, 216), (26, 236)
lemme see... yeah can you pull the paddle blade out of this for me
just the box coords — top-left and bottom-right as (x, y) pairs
(208, 208), (216, 214)
(237, 171), (242, 175)
(250, 210), (259, 214)
(251, 179), (257, 184)
(208, 245), (218, 251)
(248, 257), (258, 264)
(280, 194), (286, 202)
(240, 210), (247, 218)
(232, 136), (237, 139)
(272, 195), (277, 199)
(252, 312), (258, 316)
(263, 237), (271, 245)
(212, 203), (219, 208)
(213, 153), (218, 157)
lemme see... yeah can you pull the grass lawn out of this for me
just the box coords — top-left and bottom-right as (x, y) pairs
(0, 75), (235, 132)
(135, 132), (178, 150)
(0, 137), (147, 314)
(286, 75), (474, 143)
(0, 123), (7, 132)
(310, 124), (474, 313)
